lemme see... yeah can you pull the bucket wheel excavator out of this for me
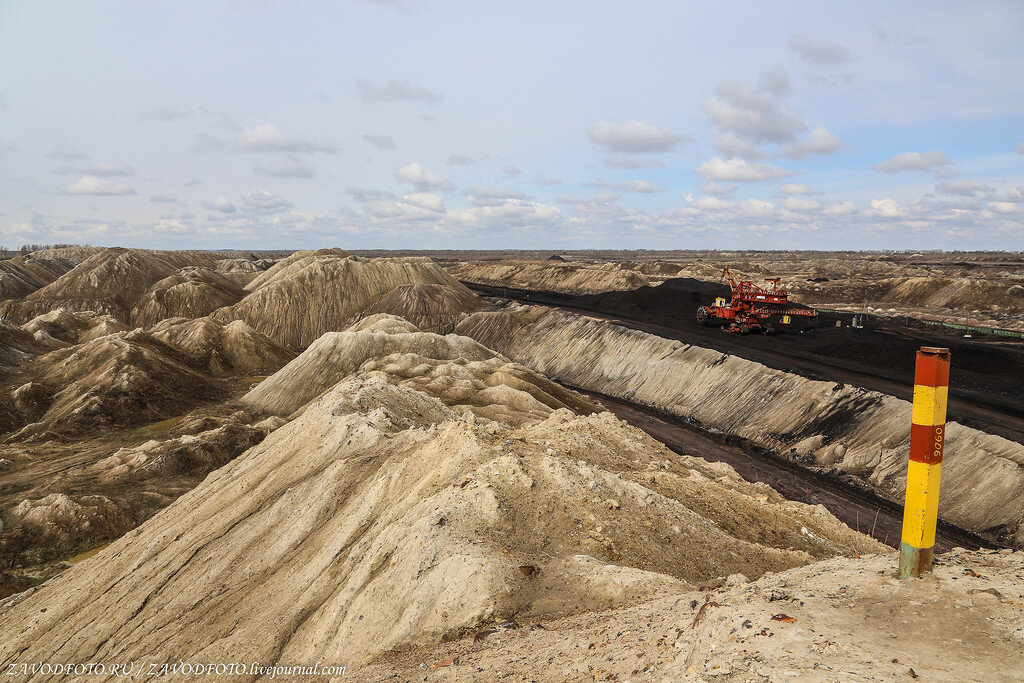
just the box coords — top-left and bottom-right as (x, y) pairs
(696, 267), (817, 334)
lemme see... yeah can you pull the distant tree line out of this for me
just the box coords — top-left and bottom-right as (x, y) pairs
(0, 243), (88, 258)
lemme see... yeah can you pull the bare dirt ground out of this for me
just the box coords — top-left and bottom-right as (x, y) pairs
(362, 549), (1024, 682)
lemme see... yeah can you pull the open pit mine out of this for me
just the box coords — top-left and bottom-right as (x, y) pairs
(1, 247), (1023, 681)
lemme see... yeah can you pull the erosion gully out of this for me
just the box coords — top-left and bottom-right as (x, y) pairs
(463, 281), (1003, 552)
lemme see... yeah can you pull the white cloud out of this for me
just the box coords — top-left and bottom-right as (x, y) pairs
(137, 104), (191, 122)
(865, 197), (903, 217)
(702, 81), (806, 144)
(690, 196), (731, 210)
(253, 160), (315, 178)
(1017, 142), (1024, 155)
(872, 25), (926, 46)
(700, 182), (736, 196)
(81, 163), (135, 177)
(446, 154), (476, 166)
(237, 124), (337, 154)
(242, 190), (294, 213)
(394, 162), (455, 191)
(202, 196), (237, 213)
(588, 121), (686, 153)
(192, 133), (226, 152)
(46, 143), (88, 161)
(757, 65), (791, 97)
(501, 165), (523, 178)
(65, 175), (136, 196)
(183, 177), (203, 187)
(782, 125), (843, 159)
(713, 132), (765, 160)
(782, 197), (820, 211)
(149, 194), (177, 203)
(873, 151), (951, 173)
(936, 180), (993, 196)
(354, 78), (442, 104)
(823, 201), (859, 215)
(695, 156), (793, 182)
(789, 34), (852, 65)
(780, 184), (815, 195)
(988, 201), (1021, 214)
(362, 133), (396, 150)
(586, 179), (664, 193)
(345, 186), (396, 202)
(603, 155), (665, 169)
(465, 186), (531, 207)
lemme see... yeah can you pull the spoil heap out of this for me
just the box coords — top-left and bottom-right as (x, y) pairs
(214, 249), (477, 349)
(354, 283), (484, 333)
(0, 318), (880, 672)
(0, 248), (226, 324)
(149, 317), (296, 376)
(0, 252), (81, 301)
(15, 330), (228, 437)
(456, 305), (1024, 547)
(446, 259), (664, 295)
(130, 268), (245, 326)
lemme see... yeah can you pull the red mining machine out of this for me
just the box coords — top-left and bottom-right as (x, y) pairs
(696, 267), (817, 334)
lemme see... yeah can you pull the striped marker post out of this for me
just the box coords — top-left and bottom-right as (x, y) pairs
(899, 346), (950, 578)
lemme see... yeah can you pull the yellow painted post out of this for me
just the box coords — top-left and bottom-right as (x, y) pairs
(899, 346), (950, 578)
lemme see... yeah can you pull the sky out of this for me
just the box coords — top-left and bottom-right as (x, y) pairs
(0, 0), (1022, 251)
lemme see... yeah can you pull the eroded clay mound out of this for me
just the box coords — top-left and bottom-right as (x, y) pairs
(130, 267), (245, 326)
(20, 308), (129, 347)
(149, 316), (296, 376)
(3, 494), (133, 565)
(0, 253), (81, 301)
(0, 374), (880, 671)
(241, 315), (595, 422)
(19, 330), (228, 436)
(215, 250), (473, 349)
(353, 283), (485, 333)
(0, 248), (229, 324)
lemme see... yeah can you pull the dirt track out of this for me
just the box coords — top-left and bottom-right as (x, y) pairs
(464, 281), (1024, 445)
(579, 389), (995, 553)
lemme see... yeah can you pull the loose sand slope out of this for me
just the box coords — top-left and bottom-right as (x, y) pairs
(0, 322), (880, 675)
(456, 305), (1024, 546)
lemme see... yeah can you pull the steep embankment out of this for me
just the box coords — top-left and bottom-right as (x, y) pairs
(456, 305), (1024, 547)
(214, 249), (479, 349)
(0, 318), (880, 673)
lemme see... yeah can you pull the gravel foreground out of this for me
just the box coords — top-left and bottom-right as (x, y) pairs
(364, 549), (1024, 682)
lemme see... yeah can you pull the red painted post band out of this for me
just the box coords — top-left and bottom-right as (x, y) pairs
(914, 347), (950, 387)
(909, 423), (945, 465)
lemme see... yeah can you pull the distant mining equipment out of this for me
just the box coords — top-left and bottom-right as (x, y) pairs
(696, 267), (817, 335)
